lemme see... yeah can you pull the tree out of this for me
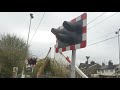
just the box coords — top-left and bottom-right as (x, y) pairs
(0, 34), (29, 78)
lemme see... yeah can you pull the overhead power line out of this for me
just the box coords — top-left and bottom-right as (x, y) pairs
(87, 12), (106, 25)
(29, 12), (45, 44)
(87, 12), (119, 43)
(88, 12), (118, 30)
(88, 31), (116, 43)
(87, 35), (118, 47)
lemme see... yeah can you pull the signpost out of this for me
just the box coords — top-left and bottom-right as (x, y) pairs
(51, 13), (87, 78)
(71, 50), (76, 78)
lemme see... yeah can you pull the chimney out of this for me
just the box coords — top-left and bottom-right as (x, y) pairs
(85, 60), (88, 64)
(102, 62), (105, 66)
(108, 60), (113, 66)
(86, 56), (90, 64)
(91, 61), (95, 65)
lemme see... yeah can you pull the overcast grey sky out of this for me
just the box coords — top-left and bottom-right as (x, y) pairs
(0, 12), (120, 66)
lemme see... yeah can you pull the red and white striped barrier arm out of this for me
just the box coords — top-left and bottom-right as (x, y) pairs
(60, 52), (88, 78)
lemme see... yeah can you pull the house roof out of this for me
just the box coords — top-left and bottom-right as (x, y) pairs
(99, 64), (120, 70)
(79, 63), (90, 69)
(79, 63), (100, 69)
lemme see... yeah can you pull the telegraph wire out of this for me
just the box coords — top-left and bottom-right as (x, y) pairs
(88, 31), (116, 43)
(87, 12), (119, 43)
(88, 12), (118, 30)
(87, 12), (106, 25)
(87, 35), (118, 47)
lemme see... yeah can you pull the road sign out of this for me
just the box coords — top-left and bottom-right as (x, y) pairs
(52, 13), (87, 53)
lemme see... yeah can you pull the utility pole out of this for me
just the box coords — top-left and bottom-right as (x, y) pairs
(27, 13), (34, 45)
(70, 50), (76, 78)
(115, 29), (120, 64)
(25, 14), (34, 78)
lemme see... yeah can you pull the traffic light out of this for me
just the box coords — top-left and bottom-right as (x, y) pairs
(51, 13), (87, 53)
(63, 20), (83, 44)
(51, 20), (83, 47)
(51, 27), (72, 44)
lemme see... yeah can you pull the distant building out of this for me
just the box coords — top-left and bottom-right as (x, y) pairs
(77, 61), (101, 78)
(95, 65), (120, 78)
(92, 61), (120, 78)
